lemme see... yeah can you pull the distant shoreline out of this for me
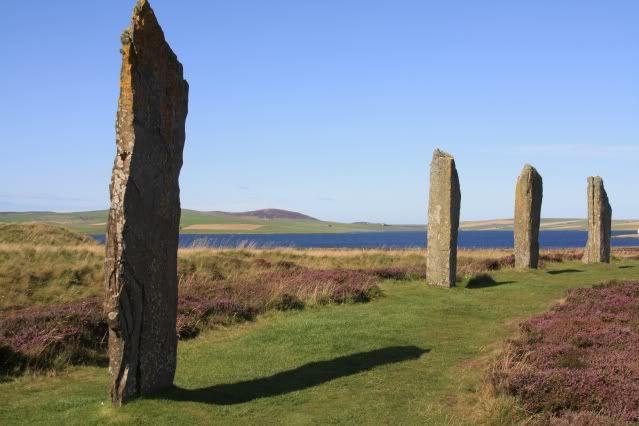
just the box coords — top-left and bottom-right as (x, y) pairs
(88, 230), (639, 250)
(614, 233), (639, 239)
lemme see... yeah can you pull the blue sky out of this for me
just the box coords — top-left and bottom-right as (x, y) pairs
(2, 0), (637, 223)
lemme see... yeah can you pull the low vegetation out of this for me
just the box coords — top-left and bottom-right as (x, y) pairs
(0, 225), (533, 378)
(1, 223), (639, 423)
(0, 222), (96, 246)
(490, 280), (639, 423)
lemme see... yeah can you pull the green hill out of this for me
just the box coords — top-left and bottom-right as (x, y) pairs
(0, 209), (422, 235)
(0, 222), (96, 245)
(2, 210), (636, 234)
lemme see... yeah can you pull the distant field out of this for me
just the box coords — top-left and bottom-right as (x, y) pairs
(0, 210), (422, 235)
(460, 217), (639, 231)
(1, 210), (637, 234)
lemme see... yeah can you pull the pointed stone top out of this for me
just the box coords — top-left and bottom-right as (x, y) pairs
(119, 0), (183, 76)
(121, 0), (161, 46)
(588, 176), (604, 185)
(133, 0), (151, 14)
(432, 148), (454, 160)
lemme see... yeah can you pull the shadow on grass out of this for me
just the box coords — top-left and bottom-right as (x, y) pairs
(619, 265), (634, 269)
(161, 346), (429, 405)
(547, 269), (584, 275)
(0, 345), (108, 380)
(466, 274), (516, 289)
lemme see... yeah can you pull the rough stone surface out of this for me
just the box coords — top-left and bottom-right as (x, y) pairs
(514, 164), (543, 269)
(583, 176), (611, 264)
(427, 149), (461, 287)
(104, 0), (188, 406)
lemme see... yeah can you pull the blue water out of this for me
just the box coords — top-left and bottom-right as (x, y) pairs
(90, 230), (638, 249)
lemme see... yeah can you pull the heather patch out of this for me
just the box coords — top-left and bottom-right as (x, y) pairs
(1, 268), (381, 376)
(0, 298), (106, 377)
(490, 280), (639, 422)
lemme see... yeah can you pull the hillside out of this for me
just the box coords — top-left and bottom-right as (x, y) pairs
(0, 222), (96, 246)
(206, 209), (318, 221)
(1, 210), (637, 234)
(0, 209), (421, 234)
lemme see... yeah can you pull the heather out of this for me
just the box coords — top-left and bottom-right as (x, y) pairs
(0, 243), (527, 312)
(1, 253), (638, 424)
(0, 267), (381, 377)
(1, 235), (634, 380)
(0, 298), (106, 376)
(0, 238), (525, 377)
(490, 280), (639, 422)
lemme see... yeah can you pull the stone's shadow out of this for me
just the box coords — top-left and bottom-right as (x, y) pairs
(466, 274), (516, 289)
(160, 346), (429, 405)
(547, 269), (584, 275)
(619, 265), (634, 269)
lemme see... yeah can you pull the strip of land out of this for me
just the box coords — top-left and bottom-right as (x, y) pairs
(1, 210), (638, 234)
(182, 224), (264, 231)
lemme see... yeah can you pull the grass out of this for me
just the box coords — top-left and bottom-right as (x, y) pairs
(0, 223), (96, 245)
(0, 242), (525, 312)
(0, 211), (422, 235)
(1, 257), (638, 424)
(4, 211), (638, 234)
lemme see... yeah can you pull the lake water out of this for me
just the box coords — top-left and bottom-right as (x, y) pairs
(91, 230), (639, 249)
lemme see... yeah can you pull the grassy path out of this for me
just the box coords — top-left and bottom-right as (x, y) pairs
(2, 261), (638, 425)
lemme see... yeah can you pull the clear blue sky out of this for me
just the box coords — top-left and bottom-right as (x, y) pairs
(2, 0), (637, 223)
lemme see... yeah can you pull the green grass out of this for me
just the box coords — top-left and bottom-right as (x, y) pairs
(0, 222), (96, 245)
(3, 210), (638, 234)
(0, 210), (422, 234)
(2, 260), (638, 424)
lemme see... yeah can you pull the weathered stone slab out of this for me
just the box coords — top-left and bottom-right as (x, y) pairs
(427, 149), (461, 287)
(104, 0), (188, 406)
(514, 164), (543, 269)
(583, 176), (611, 264)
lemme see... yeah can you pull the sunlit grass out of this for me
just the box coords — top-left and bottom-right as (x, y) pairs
(1, 259), (638, 424)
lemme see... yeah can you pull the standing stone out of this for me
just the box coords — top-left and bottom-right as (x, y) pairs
(582, 176), (611, 263)
(427, 149), (461, 287)
(514, 164), (543, 268)
(105, 0), (188, 406)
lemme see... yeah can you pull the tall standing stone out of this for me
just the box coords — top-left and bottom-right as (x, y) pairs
(105, 0), (188, 406)
(514, 164), (543, 268)
(583, 176), (611, 263)
(427, 149), (461, 287)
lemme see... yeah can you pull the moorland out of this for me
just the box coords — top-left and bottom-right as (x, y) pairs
(1, 223), (638, 424)
(2, 209), (638, 235)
